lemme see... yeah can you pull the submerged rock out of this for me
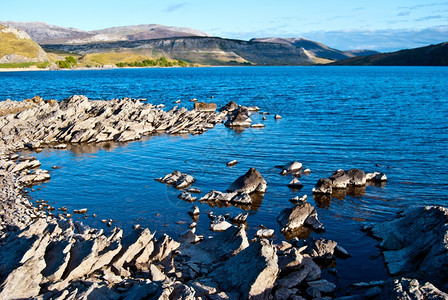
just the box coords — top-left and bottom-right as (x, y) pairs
(156, 171), (195, 189)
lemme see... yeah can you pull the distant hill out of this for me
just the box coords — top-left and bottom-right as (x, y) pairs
(0, 21), (209, 45)
(0, 24), (48, 63)
(330, 42), (448, 66)
(251, 37), (379, 61)
(43, 36), (323, 66)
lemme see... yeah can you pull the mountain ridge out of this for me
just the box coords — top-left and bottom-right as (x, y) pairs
(329, 42), (448, 66)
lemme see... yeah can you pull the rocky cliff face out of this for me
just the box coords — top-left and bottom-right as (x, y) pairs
(0, 25), (48, 63)
(44, 36), (316, 66)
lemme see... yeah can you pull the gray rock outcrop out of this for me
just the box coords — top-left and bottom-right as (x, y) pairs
(277, 203), (324, 235)
(370, 205), (448, 288)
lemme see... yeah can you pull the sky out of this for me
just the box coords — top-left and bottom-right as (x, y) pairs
(1, 0), (448, 52)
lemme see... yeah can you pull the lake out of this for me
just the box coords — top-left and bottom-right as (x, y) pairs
(1, 66), (447, 289)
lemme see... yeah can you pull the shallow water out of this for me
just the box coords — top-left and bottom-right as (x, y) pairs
(2, 66), (448, 288)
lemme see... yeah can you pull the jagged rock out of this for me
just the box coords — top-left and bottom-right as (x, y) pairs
(156, 171), (195, 189)
(379, 278), (448, 299)
(227, 168), (267, 194)
(208, 239), (278, 299)
(230, 192), (252, 204)
(178, 191), (197, 202)
(370, 206), (448, 287)
(191, 279), (219, 297)
(194, 102), (217, 112)
(200, 190), (237, 202)
(274, 114), (282, 119)
(366, 172), (388, 182)
(230, 213), (249, 224)
(224, 107), (252, 127)
(178, 225), (249, 265)
(277, 255), (321, 289)
(312, 178), (332, 194)
(277, 203), (324, 234)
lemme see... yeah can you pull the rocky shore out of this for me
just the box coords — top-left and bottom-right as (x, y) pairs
(0, 96), (447, 299)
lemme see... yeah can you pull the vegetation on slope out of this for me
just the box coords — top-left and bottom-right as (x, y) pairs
(0, 25), (47, 60)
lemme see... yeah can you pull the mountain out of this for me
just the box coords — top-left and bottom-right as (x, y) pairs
(0, 21), (209, 45)
(330, 42), (448, 66)
(43, 36), (323, 66)
(251, 37), (379, 61)
(0, 24), (48, 63)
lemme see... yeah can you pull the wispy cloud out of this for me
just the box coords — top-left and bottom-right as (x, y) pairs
(163, 2), (187, 13)
(397, 11), (410, 16)
(415, 15), (444, 21)
(399, 1), (448, 10)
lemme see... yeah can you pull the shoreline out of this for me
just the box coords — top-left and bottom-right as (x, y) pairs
(0, 96), (447, 299)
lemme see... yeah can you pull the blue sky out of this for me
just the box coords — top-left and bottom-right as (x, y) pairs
(1, 0), (448, 51)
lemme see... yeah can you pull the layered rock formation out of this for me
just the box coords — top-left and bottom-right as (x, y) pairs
(0, 25), (48, 63)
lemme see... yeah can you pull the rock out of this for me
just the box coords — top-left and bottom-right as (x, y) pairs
(370, 206), (448, 287)
(179, 229), (202, 244)
(194, 102), (217, 112)
(334, 244), (351, 259)
(274, 114), (282, 119)
(306, 279), (336, 298)
(230, 213), (249, 224)
(302, 168), (311, 174)
(283, 161), (303, 173)
(346, 168), (366, 186)
(179, 225), (249, 265)
(73, 208), (88, 214)
(366, 172), (388, 182)
(219, 101), (238, 113)
(226, 160), (238, 166)
(200, 190), (237, 203)
(157, 171), (195, 189)
(230, 192), (252, 205)
(227, 168), (267, 194)
(255, 228), (274, 238)
(251, 123), (265, 128)
(288, 178), (303, 189)
(379, 278), (448, 300)
(277, 255), (321, 288)
(53, 143), (67, 149)
(329, 169), (350, 189)
(208, 239), (278, 299)
(224, 107), (252, 127)
(274, 287), (299, 300)
(178, 191), (197, 202)
(312, 178), (332, 194)
(187, 188), (202, 194)
(210, 216), (233, 232)
(188, 205), (200, 216)
(277, 203), (324, 233)
(191, 279), (219, 297)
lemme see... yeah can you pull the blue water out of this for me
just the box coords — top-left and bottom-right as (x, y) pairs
(2, 66), (448, 288)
